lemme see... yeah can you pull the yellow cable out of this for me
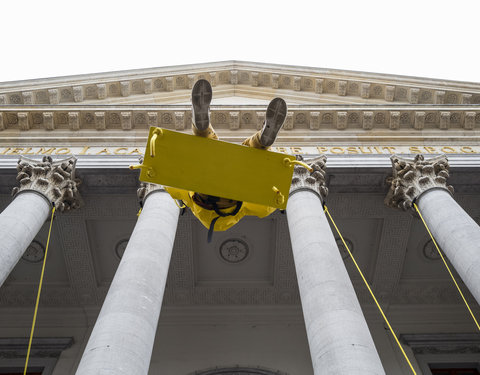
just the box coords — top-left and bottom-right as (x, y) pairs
(413, 203), (480, 331)
(324, 205), (417, 375)
(23, 206), (56, 375)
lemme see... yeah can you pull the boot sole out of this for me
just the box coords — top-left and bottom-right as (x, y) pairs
(261, 98), (287, 147)
(191, 79), (212, 131)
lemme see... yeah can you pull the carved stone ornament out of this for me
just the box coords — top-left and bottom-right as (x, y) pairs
(219, 238), (249, 263)
(136, 182), (166, 206)
(12, 156), (81, 212)
(385, 154), (454, 211)
(289, 155), (328, 201)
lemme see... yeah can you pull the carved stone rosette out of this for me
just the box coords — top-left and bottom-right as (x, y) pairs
(12, 156), (81, 212)
(289, 155), (328, 201)
(385, 154), (454, 211)
(137, 182), (166, 206)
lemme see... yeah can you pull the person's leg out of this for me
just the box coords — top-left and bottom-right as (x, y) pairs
(243, 97), (287, 149)
(191, 79), (218, 140)
(191, 79), (231, 208)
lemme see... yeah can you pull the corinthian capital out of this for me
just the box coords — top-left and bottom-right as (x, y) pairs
(137, 182), (165, 206)
(385, 154), (454, 211)
(289, 156), (328, 201)
(12, 156), (81, 212)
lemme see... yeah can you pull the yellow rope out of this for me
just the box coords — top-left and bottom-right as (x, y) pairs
(324, 205), (417, 375)
(413, 202), (480, 331)
(23, 206), (56, 375)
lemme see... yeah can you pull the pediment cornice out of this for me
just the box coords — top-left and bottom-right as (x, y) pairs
(0, 61), (479, 106)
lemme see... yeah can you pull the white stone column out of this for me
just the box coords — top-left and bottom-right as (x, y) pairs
(75, 184), (179, 375)
(0, 156), (80, 287)
(386, 154), (480, 305)
(286, 157), (385, 375)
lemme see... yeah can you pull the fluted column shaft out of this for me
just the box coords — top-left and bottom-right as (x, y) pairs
(0, 192), (51, 286)
(75, 189), (179, 375)
(417, 189), (480, 304)
(286, 157), (385, 375)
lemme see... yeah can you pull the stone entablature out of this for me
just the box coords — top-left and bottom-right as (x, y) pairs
(0, 105), (479, 132)
(1, 61), (479, 105)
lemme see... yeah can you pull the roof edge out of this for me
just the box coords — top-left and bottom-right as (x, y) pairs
(1, 60), (479, 90)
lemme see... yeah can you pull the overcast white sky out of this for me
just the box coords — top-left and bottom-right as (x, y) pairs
(1, 0), (479, 83)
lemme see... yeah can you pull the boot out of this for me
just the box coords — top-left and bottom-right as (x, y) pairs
(191, 79), (212, 132)
(259, 97), (287, 147)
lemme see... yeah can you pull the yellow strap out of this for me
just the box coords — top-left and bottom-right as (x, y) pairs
(174, 199), (186, 209)
(324, 205), (417, 375)
(414, 203), (480, 331)
(23, 206), (56, 375)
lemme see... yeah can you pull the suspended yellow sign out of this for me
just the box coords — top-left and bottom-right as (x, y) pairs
(131, 127), (307, 210)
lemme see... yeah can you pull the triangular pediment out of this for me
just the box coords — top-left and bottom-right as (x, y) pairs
(1, 61), (479, 106)
(0, 61), (479, 145)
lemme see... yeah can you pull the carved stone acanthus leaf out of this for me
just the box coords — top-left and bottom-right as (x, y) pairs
(12, 156), (81, 212)
(289, 155), (328, 200)
(385, 154), (454, 211)
(137, 182), (165, 205)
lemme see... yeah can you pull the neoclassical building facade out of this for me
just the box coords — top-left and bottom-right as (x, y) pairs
(0, 61), (479, 375)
